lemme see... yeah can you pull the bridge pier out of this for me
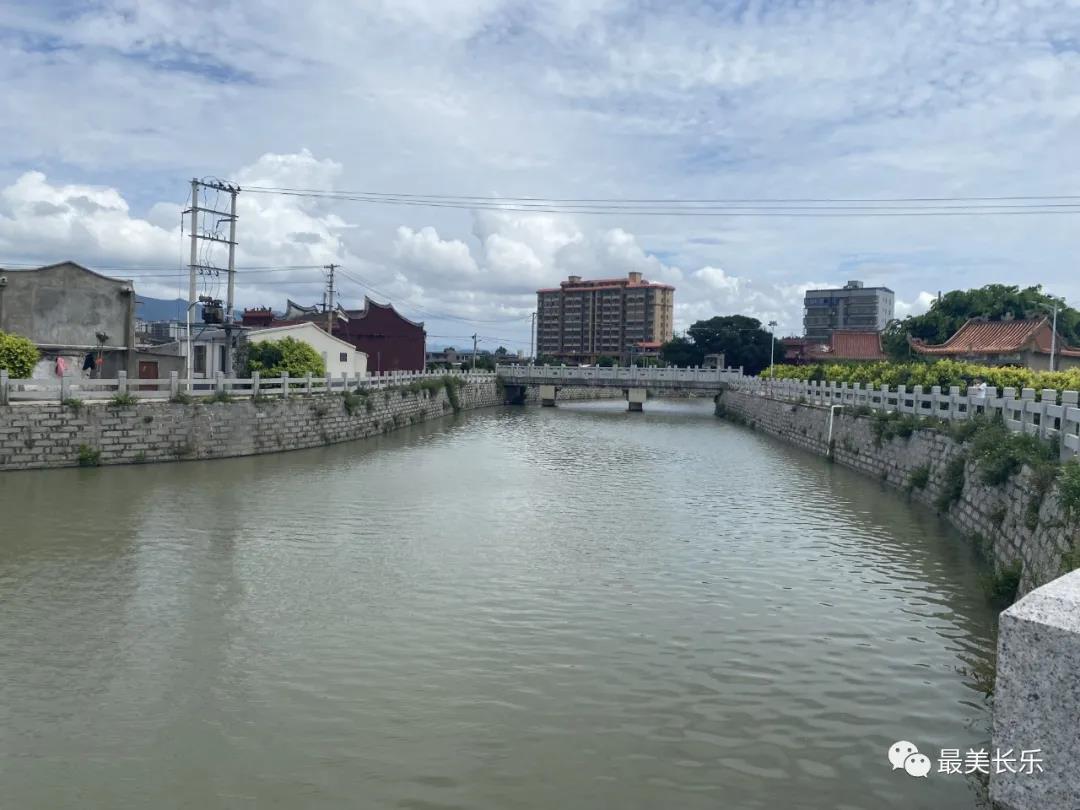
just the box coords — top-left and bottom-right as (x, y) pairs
(626, 388), (646, 412)
(539, 384), (558, 407)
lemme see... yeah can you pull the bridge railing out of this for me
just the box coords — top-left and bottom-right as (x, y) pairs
(0, 368), (497, 404)
(725, 374), (1080, 459)
(496, 365), (742, 385)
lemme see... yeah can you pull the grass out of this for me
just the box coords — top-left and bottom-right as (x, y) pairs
(936, 455), (966, 511)
(967, 415), (1056, 486)
(869, 411), (921, 447)
(1059, 459), (1080, 523)
(958, 651), (997, 700)
(109, 391), (138, 407)
(208, 390), (233, 404)
(906, 464), (931, 493)
(1059, 542), (1080, 575)
(1024, 462), (1059, 530)
(169, 392), (193, 405)
(980, 559), (1023, 607)
(62, 397), (83, 413)
(76, 444), (101, 467)
(342, 390), (363, 416)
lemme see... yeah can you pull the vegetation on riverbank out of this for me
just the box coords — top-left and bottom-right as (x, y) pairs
(0, 331), (39, 378)
(764, 358), (1080, 393)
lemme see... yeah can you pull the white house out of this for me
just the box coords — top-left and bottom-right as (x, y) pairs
(153, 326), (233, 379)
(248, 322), (368, 377)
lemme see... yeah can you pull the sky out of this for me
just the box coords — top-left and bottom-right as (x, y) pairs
(1, 0), (1079, 353)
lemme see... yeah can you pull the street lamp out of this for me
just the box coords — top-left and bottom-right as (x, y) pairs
(768, 321), (778, 376)
(1050, 303), (1059, 372)
(1039, 301), (1061, 372)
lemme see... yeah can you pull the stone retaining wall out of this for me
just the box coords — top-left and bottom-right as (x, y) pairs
(719, 389), (1079, 594)
(0, 381), (623, 472)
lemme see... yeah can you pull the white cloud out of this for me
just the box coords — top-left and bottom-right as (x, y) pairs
(2, 1), (1080, 350)
(896, 291), (937, 319)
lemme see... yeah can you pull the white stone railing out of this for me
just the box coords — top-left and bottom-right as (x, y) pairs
(497, 364), (742, 386)
(727, 375), (1080, 458)
(0, 368), (496, 404)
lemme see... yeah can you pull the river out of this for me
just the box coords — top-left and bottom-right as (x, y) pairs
(0, 398), (997, 809)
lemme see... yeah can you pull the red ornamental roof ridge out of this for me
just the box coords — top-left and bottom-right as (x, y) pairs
(910, 317), (1070, 356)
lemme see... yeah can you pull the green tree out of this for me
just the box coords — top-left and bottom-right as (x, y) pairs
(883, 284), (1077, 360)
(596, 355), (616, 367)
(662, 315), (775, 373)
(0, 331), (39, 378)
(246, 336), (326, 378)
(660, 335), (702, 367)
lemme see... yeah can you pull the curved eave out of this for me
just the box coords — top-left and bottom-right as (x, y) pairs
(347, 296), (425, 330)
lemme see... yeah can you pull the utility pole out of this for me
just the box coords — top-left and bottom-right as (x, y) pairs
(472, 333), (478, 371)
(768, 320), (778, 376)
(184, 178), (240, 387)
(324, 263), (338, 334)
(223, 184), (238, 376)
(187, 179), (198, 393)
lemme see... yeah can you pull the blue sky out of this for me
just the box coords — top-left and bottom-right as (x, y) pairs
(1, 0), (1079, 351)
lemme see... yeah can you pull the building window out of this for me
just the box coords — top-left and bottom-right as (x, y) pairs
(339, 352), (348, 362)
(193, 345), (206, 375)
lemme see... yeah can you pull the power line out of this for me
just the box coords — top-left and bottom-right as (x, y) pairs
(243, 185), (1080, 204)
(240, 185), (1080, 217)
(334, 267), (532, 325)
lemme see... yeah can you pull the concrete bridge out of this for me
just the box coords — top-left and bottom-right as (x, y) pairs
(497, 365), (742, 411)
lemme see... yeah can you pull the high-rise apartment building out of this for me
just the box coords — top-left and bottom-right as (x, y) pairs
(803, 280), (894, 342)
(536, 272), (675, 364)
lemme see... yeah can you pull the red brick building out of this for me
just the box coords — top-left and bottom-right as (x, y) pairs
(336, 298), (426, 373)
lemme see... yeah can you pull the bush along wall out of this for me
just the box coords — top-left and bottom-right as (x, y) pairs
(762, 358), (1080, 394)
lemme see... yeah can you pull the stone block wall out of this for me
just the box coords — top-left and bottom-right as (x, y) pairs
(719, 389), (1079, 594)
(0, 381), (628, 472)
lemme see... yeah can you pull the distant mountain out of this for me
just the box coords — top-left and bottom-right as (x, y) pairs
(136, 296), (198, 322)
(136, 296), (249, 323)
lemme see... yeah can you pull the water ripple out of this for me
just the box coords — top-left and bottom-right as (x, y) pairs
(0, 399), (996, 809)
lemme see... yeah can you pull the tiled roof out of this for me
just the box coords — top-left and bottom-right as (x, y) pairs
(806, 330), (884, 361)
(912, 318), (1050, 355)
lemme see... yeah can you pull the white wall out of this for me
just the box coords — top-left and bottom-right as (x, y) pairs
(249, 323), (367, 378)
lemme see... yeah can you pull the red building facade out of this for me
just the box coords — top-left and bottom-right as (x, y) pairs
(335, 298), (425, 373)
(241, 297), (426, 372)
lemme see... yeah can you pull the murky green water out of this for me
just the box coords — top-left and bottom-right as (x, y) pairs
(0, 399), (996, 809)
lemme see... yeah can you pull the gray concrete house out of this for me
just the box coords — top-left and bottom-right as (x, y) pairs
(0, 261), (137, 378)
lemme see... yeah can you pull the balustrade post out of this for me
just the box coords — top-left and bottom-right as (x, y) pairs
(117, 370), (128, 395)
(0, 369), (9, 406)
(169, 371), (179, 399)
(252, 372), (261, 397)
